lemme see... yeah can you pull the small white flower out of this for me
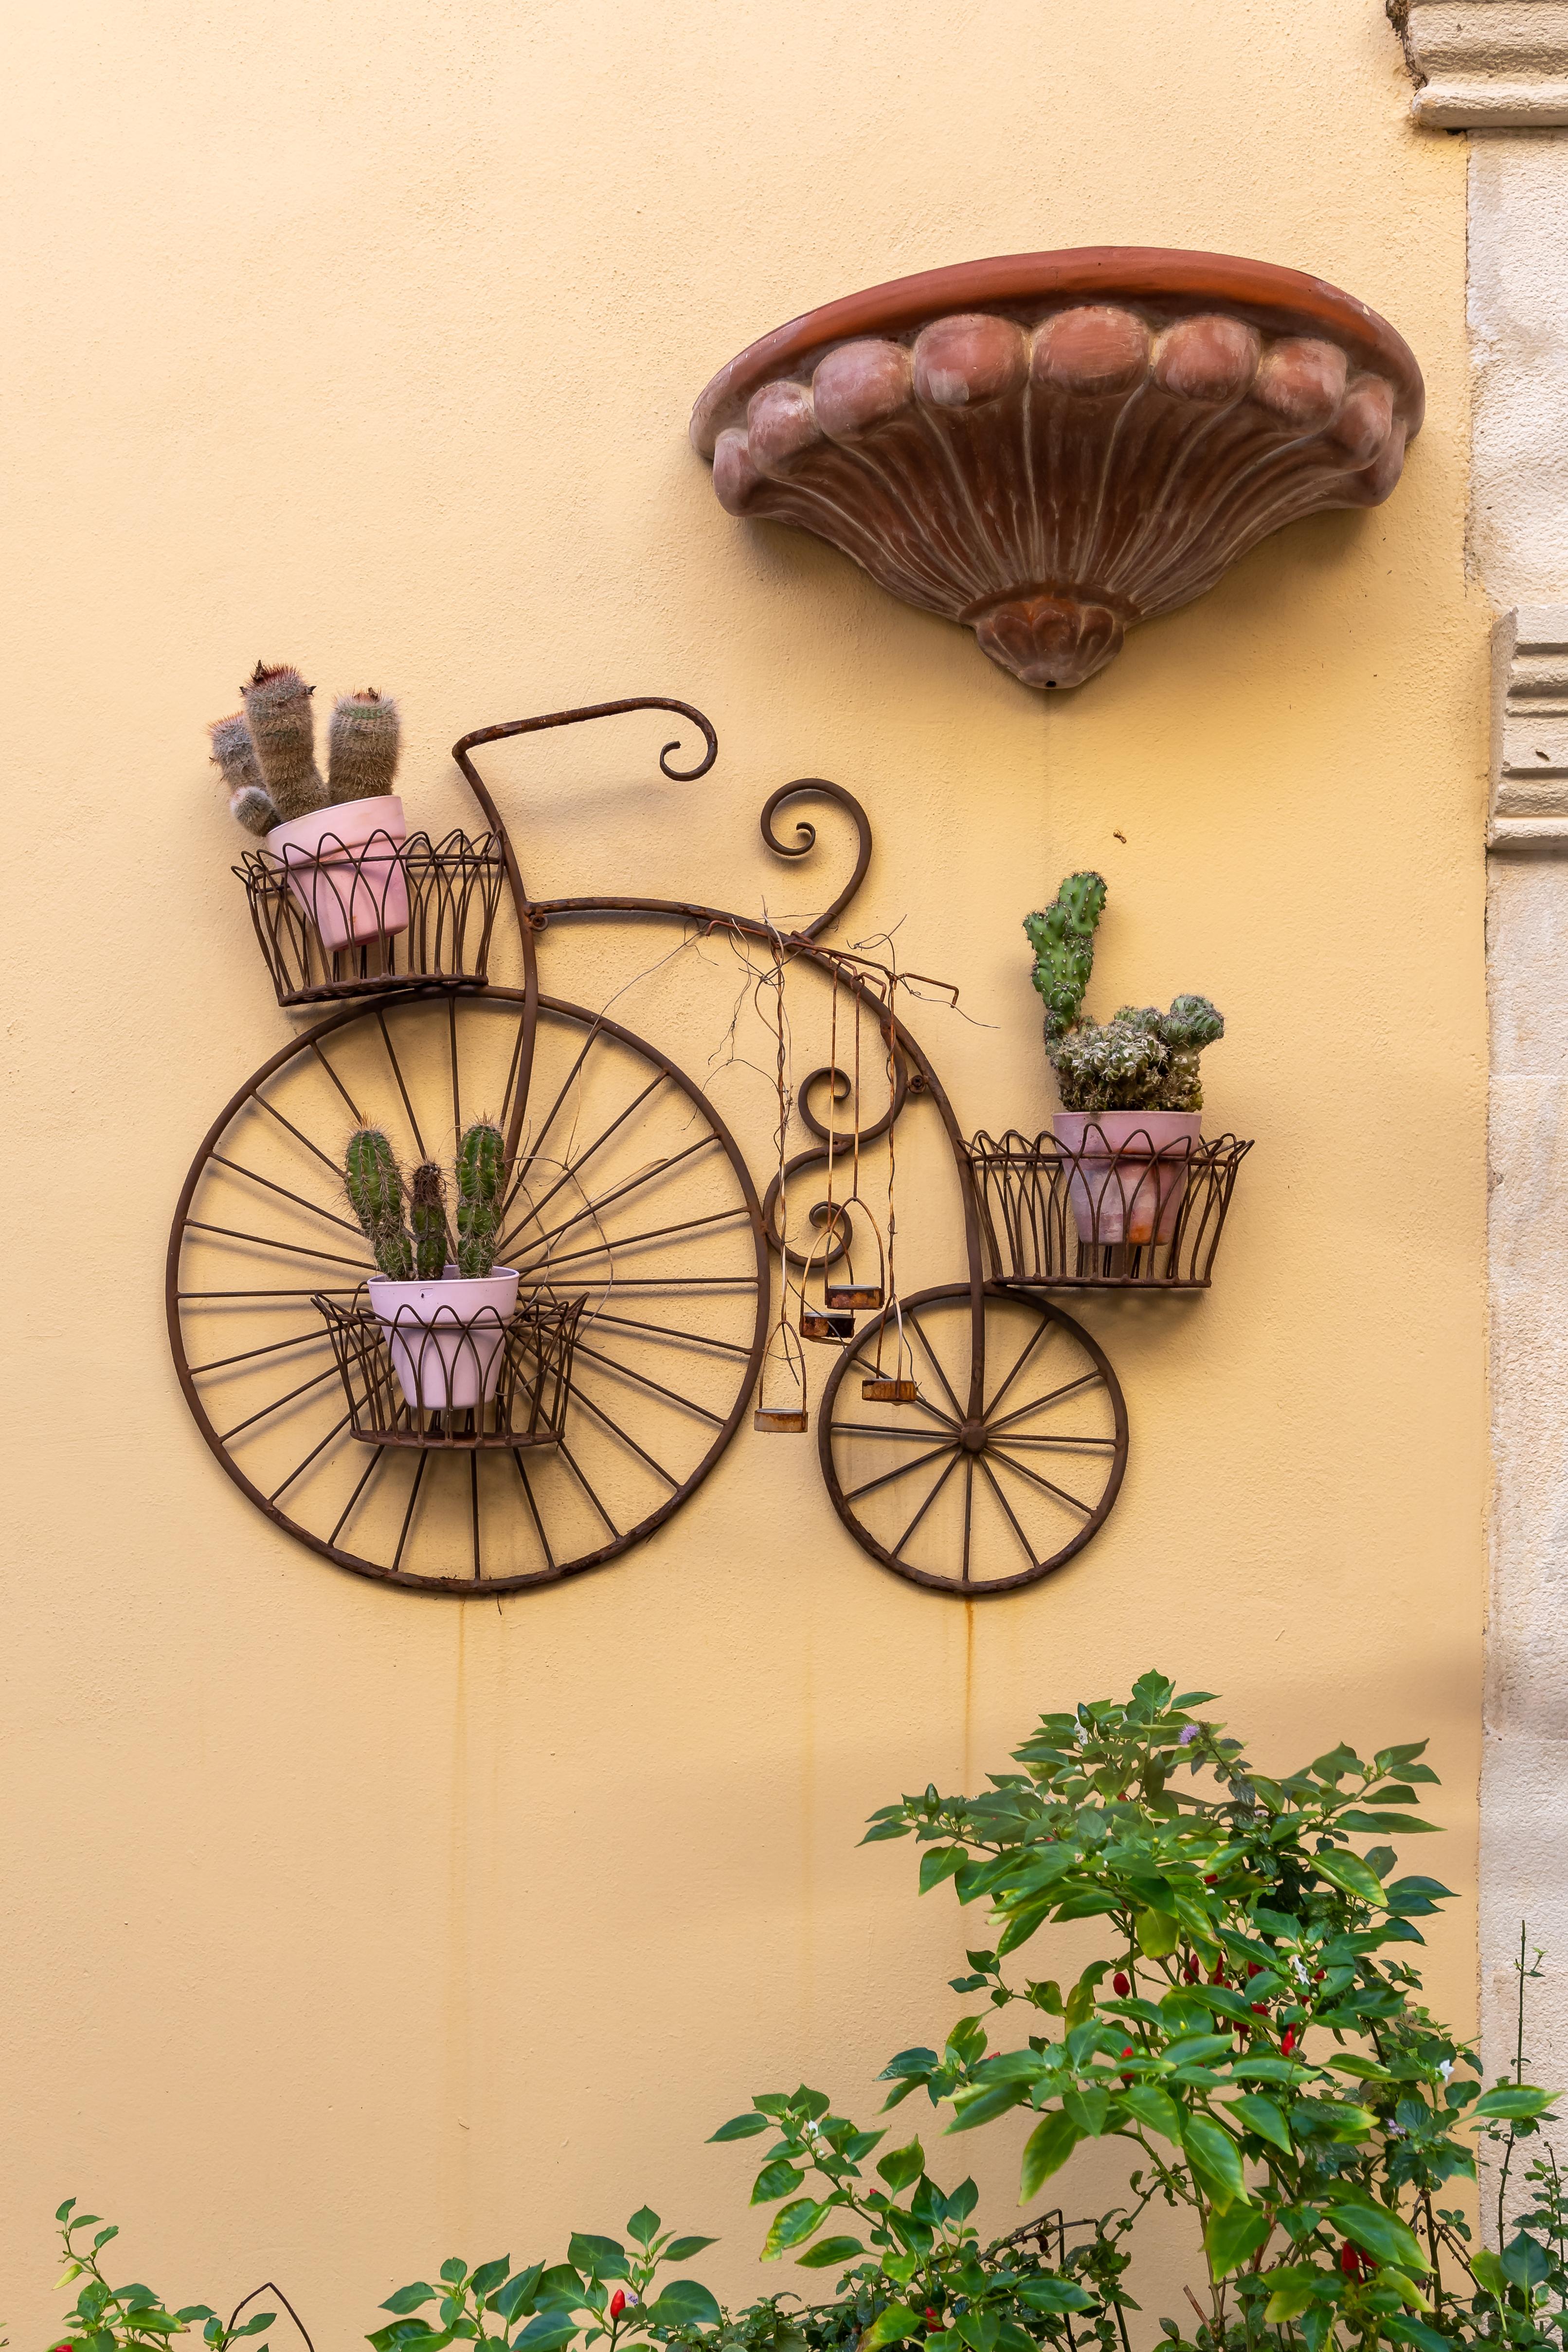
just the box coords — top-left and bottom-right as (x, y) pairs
(1440, 2060), (1454, 2081)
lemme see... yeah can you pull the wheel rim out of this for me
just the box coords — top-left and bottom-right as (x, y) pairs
(817, 1282), (1127, 1594)
(168, 989), (770, 1592)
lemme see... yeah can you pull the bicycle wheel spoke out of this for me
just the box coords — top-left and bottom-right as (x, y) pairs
(511, 1448), (556, 1570)
(393, 1452), (431, 1572)
(330, 1447), (387, 1546)
(566, 1380), (680, 1490)
(987, 1443), (1093, 1516)
(509, 1134), (719, 1262)
(309, 1038), (364, 1124)
(1001, 1432), (1118, 1454)
(218, 1361), (342, 1443)
(987, 1368), (1101, 1436)
(185, 1220), (374, 1272)
(556, 1437), (620, 1536)
(268, 1409), (352, 1503)
(908, 1310), (967, 1421)
(570, 1337), (723, 1426)
(589, 1309), (749, 1360)
(976, 1453), (1041, 1571)
(829, 1420), (951, 1441)
(506, 1025), (603, 1210)
(188, 1329), (328, 1376)
(449, 997), (463, 1149)
(255, 1092), (347, 1178)
(503, 1072), (668, 1246)
(892, 1449), (960, 1558)
(209, 1154), (364, 1235)
(470, 1453), (481, 1580)
(844, 1438), (954, 1506)
(983, 1313), (1053, 1421)
(519, 1202), (747, 1277)
(961, 1458), (974, 1583)
(376, 1009), (428, 1159)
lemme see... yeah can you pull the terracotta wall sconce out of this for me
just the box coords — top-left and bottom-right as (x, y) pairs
(690, 248), (1424, 691)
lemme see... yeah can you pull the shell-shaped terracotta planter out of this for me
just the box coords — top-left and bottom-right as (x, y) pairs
(690, 248), (1424, 691)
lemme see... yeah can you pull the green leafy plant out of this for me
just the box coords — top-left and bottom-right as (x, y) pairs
(343, 1122), (506, 1282)
(47, 2201), (275, 2352)
(370, 2212), (721, 2352)
(206, 665), (400, 835)
(1025, 877), (1224, 1113)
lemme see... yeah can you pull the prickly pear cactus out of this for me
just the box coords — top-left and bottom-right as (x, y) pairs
(327, 689), (401, 804)
(455, 1120), (505, 1279)
(345, 1126), (414, 1279)
(409, 1160), (451, 1282)
(208, 711), (278, 836)
(1024, 870), (1108, 1043)
(242, 662), (327, 825)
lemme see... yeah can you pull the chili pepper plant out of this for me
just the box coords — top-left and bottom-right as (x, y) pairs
(44, 1677), (1564, 2352)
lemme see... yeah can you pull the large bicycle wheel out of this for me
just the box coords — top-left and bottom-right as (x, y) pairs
(818, 1283), (1127, 1594)
(168, 989), (769, 1592)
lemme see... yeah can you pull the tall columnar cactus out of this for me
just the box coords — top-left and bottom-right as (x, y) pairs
(1024, 878), (1226, 1113)
(327, 689), (401, 803)
(345, 1126), (415, 1279)
(455, 1120), (505, 1279)
(1024, 870), (1108, 1042)
(241, 662), (327, 824)
(208, 712), (278, 836)
(409, 1160), (451, 1282)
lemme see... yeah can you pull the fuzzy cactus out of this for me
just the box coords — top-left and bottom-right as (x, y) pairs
(327, 689), (401, 804)
(208, 711), (278, 836)
(455, 1120), (505, 1279)
(241, 662), (327, 824)
(345, 1127), (414, 1279)
(1025, 870), (1108, 1043)
(1026, 878), (1225, 1112)
(409, 1159), (451, 1282)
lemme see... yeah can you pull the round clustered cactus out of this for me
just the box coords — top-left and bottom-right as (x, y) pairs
(1024, 874), (1225, 1113)
(344, 1121), (506, 1282)
(206, 662), (401, 837)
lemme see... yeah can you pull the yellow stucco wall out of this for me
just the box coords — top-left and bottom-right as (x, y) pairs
(2, 0), (1482, 2340)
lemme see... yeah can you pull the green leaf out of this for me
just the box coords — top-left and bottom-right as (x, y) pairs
(1205, 2204), (1271, 2279)
(625, 2210), (659, 2249)
(440, 2265), (468, 2290)
(920, 1847), (968, 1894)
(1226, 2095), (1293, 2155)
(1473, 2085), (1556, 2120)
(1019, 2111), (1082, 2201)
(1063, 2087), (1112, 2138)
(1388, 2320), (1451, 2352)
(949, 2081), (1028, 2132)
(1118, 2083), (1182, 2141)
(1183, 2117), (1248, 2212)
(471, 2262), (510, 2300)
(1263, 2280), (1317, 2324)
(1136, 1907), (1181, 1959)
(793, 2237), (865, 2271)
(513, 2319), (578, 2352)
(761, 2200), (828, 2261)
(1471, 2249), (1508, 2297)
(1014, 2280), (1095, 2316)
(709, 2113), (771, 2141)
(381, 2291), (437, 2317)
(1336, 1811), (1439, 1835)
(1313, 1850), (1386, 1905)
(752, 2161), (806, 2205)
(567, 2238), (627, 2283)
(663, 2237), (717, 2263)
(1334, 2201), (1430, 2275)
(647, 2284), (721, 2328)
(859, 2304), (922, 2352)
(877, 2139), (925, 2192)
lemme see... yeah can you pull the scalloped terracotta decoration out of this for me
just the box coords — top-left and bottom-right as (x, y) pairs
(690, 248), (1425, 690)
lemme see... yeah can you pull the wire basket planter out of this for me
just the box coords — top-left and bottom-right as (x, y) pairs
(314, 1289), (583, 1447)
(238, 828), (506, 1007)
(967, 1127), (1252, 1290)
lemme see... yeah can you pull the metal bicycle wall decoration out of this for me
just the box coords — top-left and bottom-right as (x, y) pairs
(167, 698), (1251, 1597)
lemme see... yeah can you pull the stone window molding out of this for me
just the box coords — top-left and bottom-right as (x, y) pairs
(1389, 0), (1568, 127)
(1492, 609), (1568, 849)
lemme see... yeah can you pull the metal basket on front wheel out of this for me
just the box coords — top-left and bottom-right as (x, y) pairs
(238, 828), (506, 1007)
(966, 1128), (1252, 1289)
(314, 1290), (582, 1447)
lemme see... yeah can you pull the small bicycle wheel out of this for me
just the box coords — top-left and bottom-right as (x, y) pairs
(818, 1283), (1127, 1594)
(168, 988), (769, 1592)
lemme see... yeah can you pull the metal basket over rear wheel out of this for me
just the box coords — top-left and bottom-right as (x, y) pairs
(967, 1127), (1252, 1290)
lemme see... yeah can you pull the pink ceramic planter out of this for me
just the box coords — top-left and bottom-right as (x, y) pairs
(367, 1267), (522, 1412)
(1052, 1110), (1203, 1247)
(266, 794), (409, 952)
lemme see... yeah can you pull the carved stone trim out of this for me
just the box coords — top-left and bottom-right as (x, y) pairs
(1491, 608), (1568, 848)
(1392, 2), (1568, 127)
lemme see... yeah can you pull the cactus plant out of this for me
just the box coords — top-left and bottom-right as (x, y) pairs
(455, 1120), (505, 1279)
(327, 689), (401, 803)
(345, 1126), (415, 1279)
(1024, 875), (1225, 1112)
(208, 711), (278, 836)
(342, 1124), (508, 1283)
(409, 1160), (451, 1283)
(240, 663), (328, 824)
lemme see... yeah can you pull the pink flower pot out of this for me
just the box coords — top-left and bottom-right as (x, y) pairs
(367, 1267), (521, 1412)
(267, 795), (408, 952)
(1052, 1110), (1203, 1247)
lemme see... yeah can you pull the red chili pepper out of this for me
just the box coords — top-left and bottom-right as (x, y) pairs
(1235, 2022), (1250, 2038)
(1246, 1962), (1262, 1978)
(1339, 2243), (1371, 2281)
(1281, 2026), (1298, 2055)
(1184, 1955), (1200, 1982)
(925, 2311), (939, 2324)
(1313, 1968), (1326, 1982)
(1210, 1961), (1226, 1985)
(1113, 1972), (1130, 1997)
(610, 2293), (627, 2320)
(1204, 1874), (1218, 1887)
(1251, 2001), (1268, 2015)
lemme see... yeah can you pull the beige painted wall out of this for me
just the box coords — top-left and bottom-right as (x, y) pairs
(0, 0), (1484, 2342)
